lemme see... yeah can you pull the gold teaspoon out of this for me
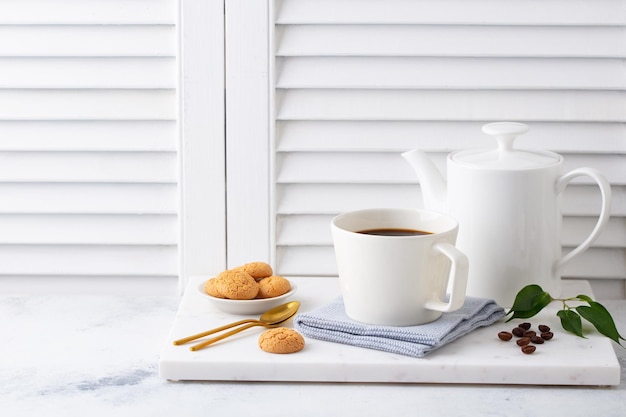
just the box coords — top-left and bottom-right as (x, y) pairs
(189, 301), (300, 351)
(172, 301), (300, 347)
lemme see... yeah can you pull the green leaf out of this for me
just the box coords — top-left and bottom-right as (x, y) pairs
(575, 294), (594, 303)
(505, 284), (552, 322)
(575, 301), (626, 347)
(557, 309), (585, 338)
(508, 285), (547, 311)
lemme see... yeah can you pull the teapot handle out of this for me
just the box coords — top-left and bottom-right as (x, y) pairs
(555, 168), (612, 272)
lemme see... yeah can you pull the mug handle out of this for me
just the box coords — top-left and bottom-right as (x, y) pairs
(425, 241), (469, 313)
(555, 168), (612, 272)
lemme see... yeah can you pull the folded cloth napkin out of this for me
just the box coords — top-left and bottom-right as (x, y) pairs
(294, 297), (505, 358)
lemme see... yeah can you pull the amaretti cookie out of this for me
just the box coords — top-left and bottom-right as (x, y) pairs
(205, 262), (291, 301)
(258, 327), (305, 354)
(234, 261), (273, 279)
(204, 277), (224, 298)
(214, 270), (259, 300)
(256, 275), (291, 299)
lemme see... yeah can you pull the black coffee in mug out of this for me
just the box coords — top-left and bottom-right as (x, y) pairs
(357, 228), (432, 236)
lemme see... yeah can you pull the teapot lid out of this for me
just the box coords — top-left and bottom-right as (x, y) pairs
(451, 122), (561, 169)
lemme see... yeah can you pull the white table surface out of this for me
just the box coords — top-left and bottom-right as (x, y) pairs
(2, 281), (626, 417)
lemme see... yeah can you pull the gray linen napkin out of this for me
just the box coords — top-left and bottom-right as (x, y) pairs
(294, 297), (505, 358)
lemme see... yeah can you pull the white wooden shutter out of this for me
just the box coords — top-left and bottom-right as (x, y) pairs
(227, 0), (626, 299)
(0, 0), (180, 294)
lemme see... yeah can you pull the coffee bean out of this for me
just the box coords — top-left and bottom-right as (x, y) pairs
(498, 331), (513, 341)
(523, 330), (536, 338)
(512, 327), (525, 337)
(497, 322), (556, 354)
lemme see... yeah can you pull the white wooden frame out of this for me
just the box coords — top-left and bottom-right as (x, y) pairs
(179, 0), (227, 291)
(225, 0), (272, 269)
(181, 0), (275, 287)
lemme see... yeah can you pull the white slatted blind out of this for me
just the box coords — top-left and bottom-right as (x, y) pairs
(0, 0), (179, 293)
(264, 0), (626, 298)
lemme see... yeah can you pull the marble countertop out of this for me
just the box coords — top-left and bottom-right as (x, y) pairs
(2, 291), (626, 417)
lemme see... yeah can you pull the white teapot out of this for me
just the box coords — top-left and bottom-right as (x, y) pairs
(402, 122), (612, 307)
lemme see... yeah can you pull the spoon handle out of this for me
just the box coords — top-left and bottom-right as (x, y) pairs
(189, 322), (268, 351)
(173, 318), (256, 345)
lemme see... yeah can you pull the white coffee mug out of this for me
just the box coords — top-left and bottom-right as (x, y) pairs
(331, 208), (469, 326)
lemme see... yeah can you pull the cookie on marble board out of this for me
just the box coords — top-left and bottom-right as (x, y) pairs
(258, 327), (305, 354)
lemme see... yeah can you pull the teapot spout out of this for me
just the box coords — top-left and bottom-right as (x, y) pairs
(402, 149), (447, 212)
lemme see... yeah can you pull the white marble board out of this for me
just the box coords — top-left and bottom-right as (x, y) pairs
(159, 276), (621, 385)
